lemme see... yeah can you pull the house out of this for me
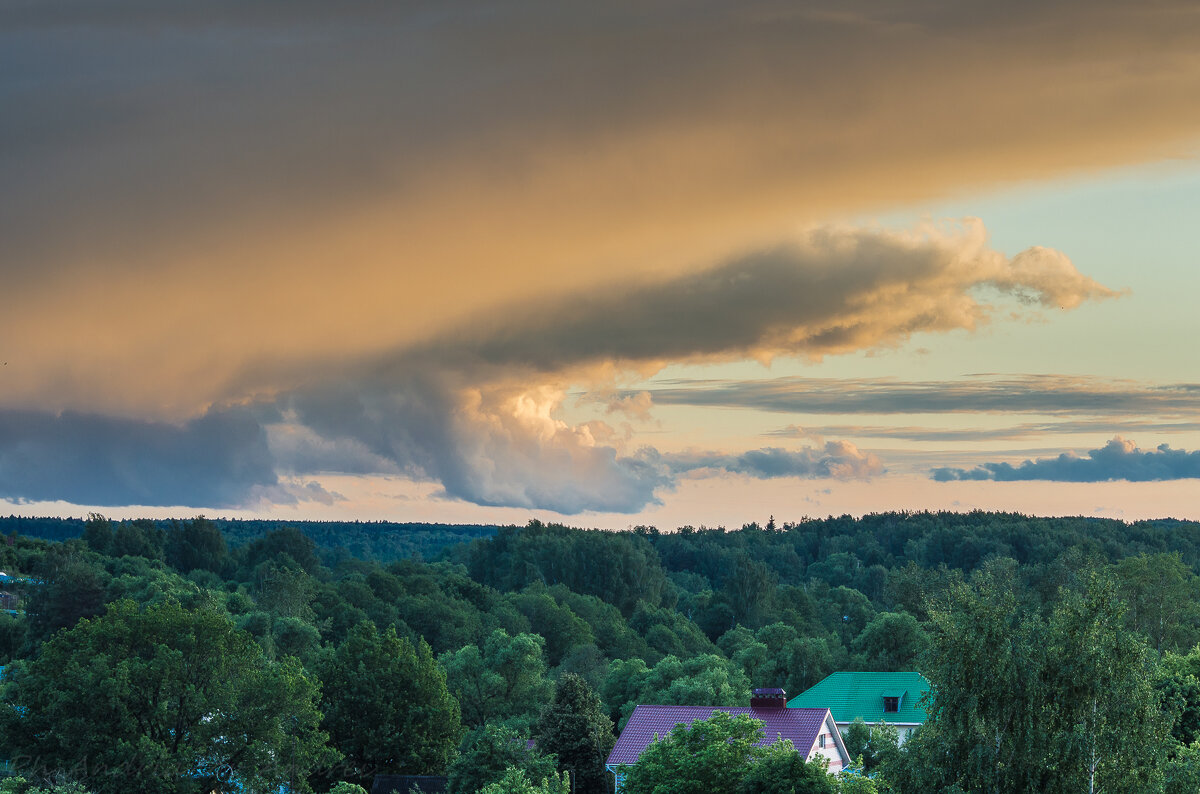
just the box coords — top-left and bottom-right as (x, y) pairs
(787, 672), (929, 744)
(605, 689), (849, 791)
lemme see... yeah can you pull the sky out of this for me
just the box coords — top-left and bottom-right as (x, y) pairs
(3, 0), (1200, 528)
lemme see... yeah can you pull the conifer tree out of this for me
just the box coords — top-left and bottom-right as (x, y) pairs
(534, 674), (616, 794)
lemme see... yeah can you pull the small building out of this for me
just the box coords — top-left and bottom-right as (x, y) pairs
(606, 689), (849, 791)
(786, 672), (929, 744)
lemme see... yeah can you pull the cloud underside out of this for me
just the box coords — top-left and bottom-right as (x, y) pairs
(0, 409), (338, 508)
(933, 438), (1200, 482)
(0, 223), (1113, 512)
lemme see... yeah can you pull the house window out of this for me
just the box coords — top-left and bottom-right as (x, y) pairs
(883, 697), (900, 713)
(818, 733), (826, 748)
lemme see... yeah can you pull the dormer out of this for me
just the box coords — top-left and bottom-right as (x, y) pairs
(882, 689), (906, 713)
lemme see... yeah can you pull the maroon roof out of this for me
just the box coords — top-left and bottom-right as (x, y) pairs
(607, 705), (832, 766)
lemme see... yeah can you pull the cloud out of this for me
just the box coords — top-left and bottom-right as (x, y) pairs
(273, 377), (880, 513)
(0, 407), (278, 508)
(767, 419), (1200, 442)
(603, 391), (655, 423)
(245, 222), (1110, 512)
(658, 442), (884, 480)
(0, 221), (1124, 513)
(2, 0), (1197, 417)
(932, 437), (1200, 482)
(363, 220), (1115, 382)
(642, 375), (1200, 417)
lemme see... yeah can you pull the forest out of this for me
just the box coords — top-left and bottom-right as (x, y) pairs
(2, 511), (1200, 793)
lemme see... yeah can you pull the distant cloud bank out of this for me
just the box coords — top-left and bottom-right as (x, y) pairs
(932, 438), (1200, 483)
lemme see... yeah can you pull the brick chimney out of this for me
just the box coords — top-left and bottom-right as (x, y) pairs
(750, 688), (787, 708)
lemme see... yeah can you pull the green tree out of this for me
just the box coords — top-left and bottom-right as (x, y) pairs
(110, 519), (165, 561)
(446, 723), (559, 794)
(834, 774), (881, 794)
(82, 514), (114, 555)
(895, 564), (1168, 794)
(327, 784), (369, 794)
(603, 654), (750, 729)
(840, 719), (898, 776)
(1164, 741), (1200, 794)
(23, 555), (109, 644)
(509, 588), (595, 666)
(441, 630), (554, 729)
(891, 562), (1047, 793)
(723, 555), (777, 629)
(851, 613), (926, 672)
(534, 674), (615, 794)
(241, 526), (323, 576)
(0, 599), (334, 794)
(2, 781), (94, 794)
(1042, 572), (1167, 793)
(258, 565), (317, 622)
(740, 742), (835, 794)
(319, 622), (462, 787)
(479, 768), (572, 794)
(164, 517), (229, 576)
(618, 712), (767, 794)
(1113, 553), (1200, 653)
(1159, 645), (1200, 746)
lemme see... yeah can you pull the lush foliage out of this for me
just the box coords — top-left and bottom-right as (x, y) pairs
(6, 511), (1200, 792)
(0, 599), (334, 794)
(318, 621), (462, 786)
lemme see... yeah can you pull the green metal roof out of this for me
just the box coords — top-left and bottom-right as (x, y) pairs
(787, 672), (929, 725)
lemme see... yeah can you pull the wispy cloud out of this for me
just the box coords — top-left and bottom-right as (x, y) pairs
(656, 442), (884, 481)
(932, 437), (1200, 482)
(642, 375), (1200, 417)
(767, 419), (1200, 442)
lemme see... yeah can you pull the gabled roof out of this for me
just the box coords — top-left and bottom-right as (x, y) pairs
(607, 705), (835, 766)
(787, 672), (929, 725)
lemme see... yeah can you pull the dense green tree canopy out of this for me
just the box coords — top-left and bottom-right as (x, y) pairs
(11, 511), (1200, 793)
(441, 629), (554, 729)
(318, 621), (462, 787)
(0, 599), (334, 794)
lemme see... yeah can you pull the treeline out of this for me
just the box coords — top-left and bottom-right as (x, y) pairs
(0, 515), (499, 563)
(1, 512), (1200, 793)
